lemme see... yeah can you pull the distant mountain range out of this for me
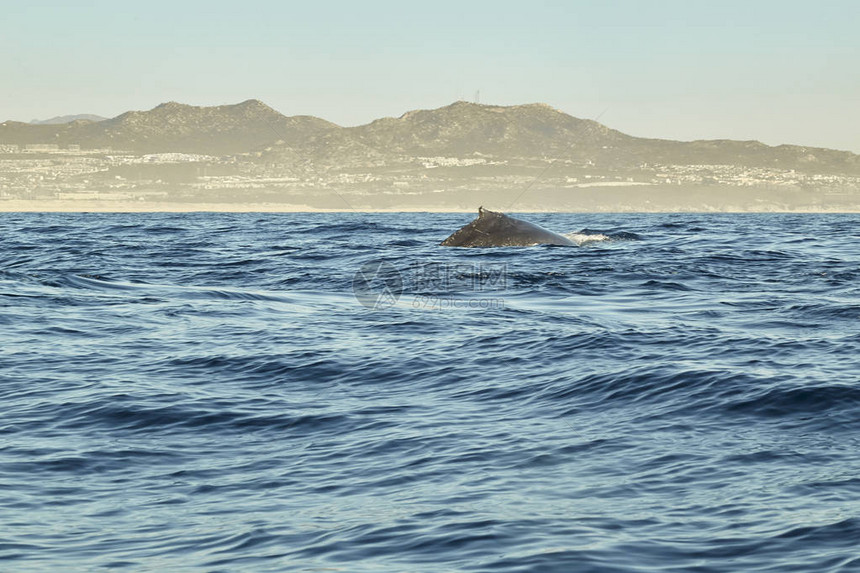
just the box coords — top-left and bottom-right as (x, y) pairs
(3, 99), (858, 175)
(30, 114), (108, 125)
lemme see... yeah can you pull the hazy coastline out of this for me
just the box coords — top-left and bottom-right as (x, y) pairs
(3, 101), (859, 214)
(3, 200), (859, 214)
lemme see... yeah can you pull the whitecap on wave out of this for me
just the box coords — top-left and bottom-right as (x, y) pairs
(564, 232), (611, 245)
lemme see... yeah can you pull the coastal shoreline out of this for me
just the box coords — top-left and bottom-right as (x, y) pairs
(1, 200), (858, 214)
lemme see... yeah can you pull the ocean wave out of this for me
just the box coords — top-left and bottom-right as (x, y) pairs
(1, 212), (859, 572)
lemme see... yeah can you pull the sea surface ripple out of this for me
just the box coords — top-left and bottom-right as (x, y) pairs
(1, 212), (858, 572)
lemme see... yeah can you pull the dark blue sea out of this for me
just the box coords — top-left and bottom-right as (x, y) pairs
(1, 211), (859, 572)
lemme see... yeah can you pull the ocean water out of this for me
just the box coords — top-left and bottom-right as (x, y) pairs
(1, 211), (859, 572)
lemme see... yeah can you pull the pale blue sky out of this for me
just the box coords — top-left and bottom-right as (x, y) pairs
(2, 0), (858, 151)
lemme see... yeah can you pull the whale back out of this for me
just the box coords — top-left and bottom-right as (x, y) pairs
(440, 208), (575, 248)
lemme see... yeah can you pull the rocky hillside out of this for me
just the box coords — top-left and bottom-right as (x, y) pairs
(2, 100), (337, 155)
(94, 100), (337, 154)
(347, 101), (631, 158)
(269, 101), (860, 175)
(3, 99), (859, 174)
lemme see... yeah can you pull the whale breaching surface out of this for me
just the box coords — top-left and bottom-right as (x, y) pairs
(440, 207), (576, 248)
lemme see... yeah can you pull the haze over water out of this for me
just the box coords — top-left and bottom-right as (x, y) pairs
(1, 212), (858, 571)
